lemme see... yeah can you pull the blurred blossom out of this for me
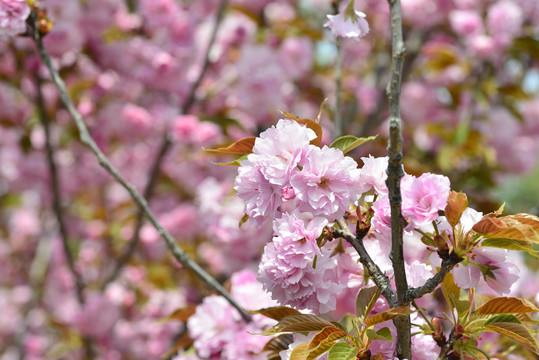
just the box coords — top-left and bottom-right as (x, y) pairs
(0, 0), (30, 36)
(449, 10), (483, 37)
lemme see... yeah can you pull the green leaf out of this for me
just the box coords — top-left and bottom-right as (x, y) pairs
(480, 238), (539, 259)
(366, 306), (413, 327)
(248, 306), (302, 321)
(484, 314), (522, 326)
(356, 286), (381, 321)
(485, 322), (539, 353)
(238, 213), (249, 228)
(474, 297), (539, 315)
(330, 135), (378, 154)
(212, 154), (249, 166)
(366, 327), (393, 342)
(259, 314), (335, 336)
(326, 342), (357, 360)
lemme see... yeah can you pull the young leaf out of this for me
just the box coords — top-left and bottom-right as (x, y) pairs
(484, 314), (522, 326)
(204, 137), (256, 155)
(366, 327), (394, 342)
(263, 334), (294, 354)
(304, 326), (348, 360)
(445, 191), (468, 227)
(474, 297), (539, 315)
(480, 238), (539, 259)
(260, 314), (335, 336)
(365, 306), (413, 327)
(238, 213), (249, 228)
(472, 213), (539, 244)
(484, 322), (539, 353)
(326, 342), (358, 360)
(330, 135), (378, 154)
(356, 286), (381, 321)
(290, 342), (310, 360)
(249, 306), (302, 321)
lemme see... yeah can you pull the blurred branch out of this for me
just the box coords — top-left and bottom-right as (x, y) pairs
(125, 0), (136, 13)
(332, 0), (343, 138)
(35, 75), (96, 359)
(101, 0), (229, 287)
(332, 220), (398, 307)
(385, 0), (410, 358)
(31, 12), (252, 324)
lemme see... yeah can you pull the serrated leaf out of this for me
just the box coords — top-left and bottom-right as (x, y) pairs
(290, 342), (310, 360)
(445, 191), (468, 228)
(330, 135), (378, 154)
(474, 297), (539, 315)
(248, 306), (302, 321)
(305, 326), (348, 360)
(260, 314), (335, 336)
(484, 314), (522, 325)
(356, 286), (381, 321)
(365, 306), (413, 327)
(263, 334), (294, 353)
(472, 213), (539, 244)
(485, 322), (539, 353)
(480, 238), (539, 259)
(515, 313), (539, 325)
(366, 327), (393, 342)
(327, 342), (357, 360)
(212, 154), (249, 166)
(204, 137), (256, 155)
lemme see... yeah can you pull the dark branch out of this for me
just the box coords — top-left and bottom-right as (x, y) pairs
(406, 252), (463, 302)
(31, 13), (251, 324)
(385, 0), (410, 358)
(332, 221), (397, 307)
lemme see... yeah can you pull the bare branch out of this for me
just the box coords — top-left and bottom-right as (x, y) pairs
(385, 0), (410, 358)
(101, 0), (229, 287)
(30, 13), (251, 324)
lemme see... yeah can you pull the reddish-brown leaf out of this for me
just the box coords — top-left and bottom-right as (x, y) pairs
(472, 213), (539, 243)
(485, 322), (539, 353)
(474, 297), (539, 315)
(365, 306), (413, 327)
(260, 314), (335, 335)
(204, 137), (256, 155)
(445, 191), (468, 227)
(249, 306), (302, 321)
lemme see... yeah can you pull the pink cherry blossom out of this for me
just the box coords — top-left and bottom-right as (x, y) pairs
(290, 145), (361, 220)
(324, 6), (369, 41)
(0, 0), (29, 36)
(449, 10), (484, 37)
(359, 155), (388, 195)
(273, 210), (329, 244)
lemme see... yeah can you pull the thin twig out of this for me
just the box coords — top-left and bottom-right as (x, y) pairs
(35, 74), (96, 359)
(437, 329), (458, 360)
(332, 0), (343, 138)
(333, 220), (397, 306)
(31, 14), (251, 324)
(406, 253), (462, 302)
(101, 0), (229, 287)
(385, 0), (410, 358)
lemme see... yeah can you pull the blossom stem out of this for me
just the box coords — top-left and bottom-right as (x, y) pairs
(30, 12), (251, 324)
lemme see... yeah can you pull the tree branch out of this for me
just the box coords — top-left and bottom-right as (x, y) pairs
(406, 252), (462, 302)
(332, 0), (343, 138)
(437, 329), (458, 360)
(35, 75), (96, 359)
(31, 13), (251, 324)
(101, 0), (229, 288)
(385, 0), (410, 358)
(332, 220), (397, 307)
